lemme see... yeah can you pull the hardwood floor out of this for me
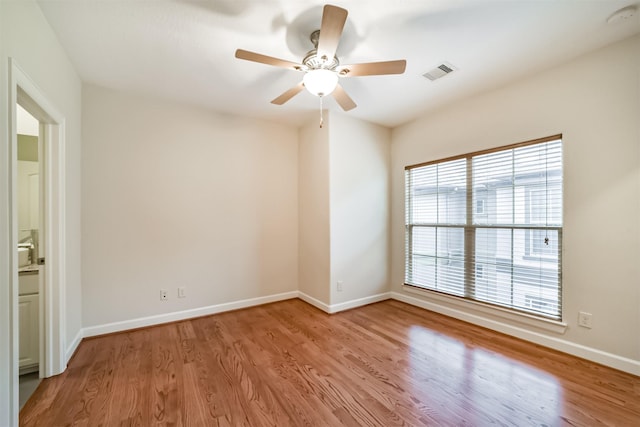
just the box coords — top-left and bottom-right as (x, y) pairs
(20, 299), (640, 426)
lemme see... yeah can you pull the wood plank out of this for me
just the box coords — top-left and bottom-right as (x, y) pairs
(20, 299), (640, 426)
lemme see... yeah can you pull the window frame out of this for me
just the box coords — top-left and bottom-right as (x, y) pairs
(404, 135), (563, 321)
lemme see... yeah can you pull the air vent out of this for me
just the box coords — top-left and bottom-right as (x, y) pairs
(423, 62), (456, 81)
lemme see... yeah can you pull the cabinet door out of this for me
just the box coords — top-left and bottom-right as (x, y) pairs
(19, 294), (39, 369)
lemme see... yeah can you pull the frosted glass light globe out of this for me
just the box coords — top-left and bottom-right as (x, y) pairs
(303, 69), (339, 97)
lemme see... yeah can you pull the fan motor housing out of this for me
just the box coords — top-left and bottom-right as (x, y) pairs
(303, 50), (339, 70)
(303, 30), (340, 70)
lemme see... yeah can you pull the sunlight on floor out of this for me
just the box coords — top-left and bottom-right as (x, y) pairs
(407, 325), (562, 424)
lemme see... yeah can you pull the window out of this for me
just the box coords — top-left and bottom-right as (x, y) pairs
(405, 136), (562, 320)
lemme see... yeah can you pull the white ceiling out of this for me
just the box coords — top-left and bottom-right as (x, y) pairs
(38, 0), (640, 128)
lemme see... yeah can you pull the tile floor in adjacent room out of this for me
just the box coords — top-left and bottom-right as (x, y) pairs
(19, 372), (40, 410)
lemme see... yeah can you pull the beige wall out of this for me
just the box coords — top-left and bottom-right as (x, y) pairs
(298, 116), (331, 304)
(391, 35), (640, 366)
(298, 112), (391, 308)
(18, 134), (38, 161)
(329, 113), (391, 305)
(81, 84), (299, 327)
(17, 160), (39, 237)
(0, 1), (83, 424)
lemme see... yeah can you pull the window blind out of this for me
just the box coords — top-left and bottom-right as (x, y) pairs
(405, 136), (563, 320)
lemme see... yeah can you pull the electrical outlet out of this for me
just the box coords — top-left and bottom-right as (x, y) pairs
(160, 289), (168, 301)
(337, 281), (343, 292)
(578, 311), (593, 328)
(178, 287), (186, 298)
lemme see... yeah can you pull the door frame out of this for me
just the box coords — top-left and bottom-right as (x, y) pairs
(5, 58), (67, 419)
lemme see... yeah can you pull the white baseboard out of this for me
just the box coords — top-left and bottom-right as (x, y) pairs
(82, 291), (299, 338)
(329, 292), (391, 313)
(65, 329), (83, 364)
(298, 291), (391, 314)
(73, 289), (640, 376)
(82, 291), (389, 339)
(297, 292), (331, 313)
(390, 291), (640, 376)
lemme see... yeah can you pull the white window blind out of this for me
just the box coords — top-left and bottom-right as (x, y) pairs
(405, 136), (563, 320)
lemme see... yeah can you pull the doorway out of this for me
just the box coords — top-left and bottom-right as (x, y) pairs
(6, 58), (67, 421)
(16, 104), (42, 408)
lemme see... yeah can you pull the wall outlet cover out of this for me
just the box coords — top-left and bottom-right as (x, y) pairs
(578, 311), (593, 328)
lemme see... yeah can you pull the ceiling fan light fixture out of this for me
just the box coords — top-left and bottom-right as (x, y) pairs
(235, 4), (404, 113)
(303, 69), (338, 97)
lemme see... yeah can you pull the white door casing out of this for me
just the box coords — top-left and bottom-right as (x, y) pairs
(2, 58), (67, 425)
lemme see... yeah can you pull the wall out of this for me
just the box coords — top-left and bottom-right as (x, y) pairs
(329, 113), (391, 306)
(0, 1), (83, 424)
(17, 160), (39, 239)
(298, 112), (391, 311)
(18, 134), (38, 161)
(18, 132), (39, 241)
(81, 84), (299, 329)
(391, 34), (640, 372)
(298, 116), (331, 305)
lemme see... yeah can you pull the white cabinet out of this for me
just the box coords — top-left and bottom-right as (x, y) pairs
(19, 271), (38, 294)
(18, 293), (39, 372)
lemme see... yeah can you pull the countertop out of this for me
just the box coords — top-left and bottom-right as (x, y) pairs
(19, 264), (39, 274)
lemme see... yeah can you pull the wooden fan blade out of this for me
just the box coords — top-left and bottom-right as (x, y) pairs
(338, 60), (407, 77)
(316, 5), (348, 62)
(271, 82), (305, 105)
(235, 49), (302, 71)
(332, 84), (356, 111)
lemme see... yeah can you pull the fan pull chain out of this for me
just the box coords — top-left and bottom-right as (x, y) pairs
(319, 96), (324, 128)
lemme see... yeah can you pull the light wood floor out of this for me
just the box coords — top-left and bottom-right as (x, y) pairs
(20, 299), (640, 426)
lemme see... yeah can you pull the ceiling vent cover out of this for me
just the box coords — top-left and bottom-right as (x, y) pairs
(423, 62), (456, 81)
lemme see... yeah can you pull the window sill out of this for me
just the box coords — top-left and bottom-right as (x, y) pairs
(401, 284), (568, 335)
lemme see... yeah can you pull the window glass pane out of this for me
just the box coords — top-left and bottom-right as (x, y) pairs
(408, 165), (438, 223)
(474, 228), (560, 317)
(512, 229), (560, 317)
(408, 159), (466, 225)
(528, 228), (559, 258)
(408, 226), (436, 287)
(436, 160), (467, 225)
(474, 228), (513, 306)
(436, 227), (465, 296)
(473, 150), (513, 225)
(514, 141), (563, 226)
(407, 226), (465, 296)
(473, 140), (562, 227)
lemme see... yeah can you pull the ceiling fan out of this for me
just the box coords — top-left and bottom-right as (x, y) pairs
(235, 4), (406, 114)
